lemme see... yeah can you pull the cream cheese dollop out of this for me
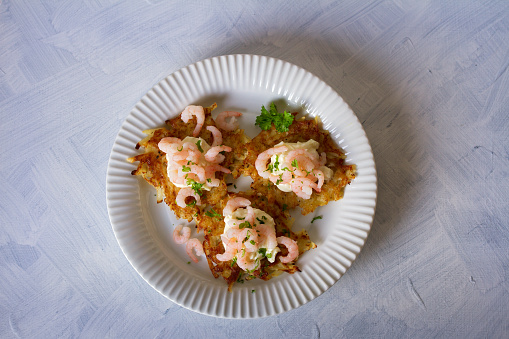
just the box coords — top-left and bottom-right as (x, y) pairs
(223, 207), (279, 266)
(269, 139), (333, 192)
(167, 136), (214, 191)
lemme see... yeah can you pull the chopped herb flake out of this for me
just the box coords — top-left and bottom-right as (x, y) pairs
(256, 217), (265, 224)
(239, 221), (252, 229)
(274, 155), (280, 171)
(311, 216), (323, 223)
(186, 178), (204, 196)
(205, 208), (222, 219)
(196, 140), (204, 153)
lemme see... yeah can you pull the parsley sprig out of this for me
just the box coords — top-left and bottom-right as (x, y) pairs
(255, 103), (294, 132)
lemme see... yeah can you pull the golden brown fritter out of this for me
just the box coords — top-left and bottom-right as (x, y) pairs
(239, 116), (356, 215)
(198, 191), (316, 291)
(127, 104), (234, 221)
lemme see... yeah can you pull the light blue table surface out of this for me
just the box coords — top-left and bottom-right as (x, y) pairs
(1, 1), (508, 337)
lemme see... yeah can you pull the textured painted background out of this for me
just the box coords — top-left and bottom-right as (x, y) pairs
(1, 0), (508, 337)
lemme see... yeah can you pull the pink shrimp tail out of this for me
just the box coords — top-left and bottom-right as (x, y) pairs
(216, 111), (242, 131)
(173, 224), (191, 244)
(176, 187), (201, 208)
(277, 236), (299, 263)
(181, 105), (205, 137)
(186, 238), (204, 263)
(206, 126), (223, 147)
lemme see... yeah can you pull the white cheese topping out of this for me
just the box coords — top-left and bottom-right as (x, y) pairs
(223, 207), (279, 265)
(167, 136), (214, 191)
(269, 139), (333, 192)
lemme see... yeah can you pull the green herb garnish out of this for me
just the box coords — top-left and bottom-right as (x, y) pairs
(291, 159), (298, 168)
(255, 102), (294, 132)
(205, 208), (222, 219)
(239, 221), (252, 229)
(186, 178), (204, 196)
(276, 174), (283, 185)
(182, 165), (191, 172)
(274, 155), (280, 171)
(311, 215), (322, 223)
(196, 140), (204, 153)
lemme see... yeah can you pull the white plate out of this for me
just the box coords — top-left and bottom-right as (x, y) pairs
(106, 54), (377, 318)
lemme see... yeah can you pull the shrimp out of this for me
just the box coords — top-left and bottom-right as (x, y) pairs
(186, 238), (204, 263)
(241, 228), (258, 252)
(236, 253), (258, 271)
(290, 177), (318, 199)
(158, 137), (183, 154)
(176, 187), (201, 208)
(255, 146), (288, 179)
(221, 232), (243, 251)
(204, 164), (230, 175)
(216, 111), (242, 131)
(181, 105), (205, 137)
(189, 165), (207, 182)
(223, 197), (251, 216)
(287, 149), (320, 173)
(171, 141), (201, 163)
(255, 222), (278, 250)
(312, 169), (324, 190)
(203, 164), (230, 187)
(276, 236), (299, 263)
(204, 146), (232, 163)
(173, 224), (191, 244)
(182, 141), (202, 163)
(216, 244), (236, 262)
(245, 206), (256, 225)
(206, 126), (222, 147)
(281, 170), (294, 183)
